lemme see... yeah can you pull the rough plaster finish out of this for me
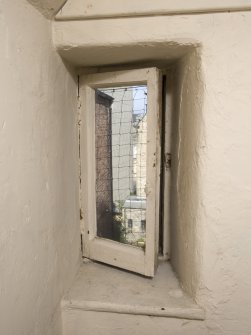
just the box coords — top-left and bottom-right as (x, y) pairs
(62, 261), (203, 320)
(54, 10), (251, 335)
(63, 310), (208, 335)
(0, 1), (80, 334)
(56, 0), (251, 20)
(170, 49), (204, 299)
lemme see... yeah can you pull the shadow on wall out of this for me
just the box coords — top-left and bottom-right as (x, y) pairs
(27, 0), (67, 19)
(170, 47), (204, 299)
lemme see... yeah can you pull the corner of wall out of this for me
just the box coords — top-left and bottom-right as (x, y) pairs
(170, 46), (205, 299)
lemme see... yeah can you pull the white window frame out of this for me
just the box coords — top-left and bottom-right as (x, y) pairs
(79, 68), (161, 277)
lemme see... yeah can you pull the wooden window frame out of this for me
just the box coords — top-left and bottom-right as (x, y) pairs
(79, 68), (161, 277)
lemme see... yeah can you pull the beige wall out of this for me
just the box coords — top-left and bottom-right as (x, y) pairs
(1, 1), (250, 334)
(54, 8), (251, 335)
(0, 1), (80, 334)
(170, 49), (204, 298)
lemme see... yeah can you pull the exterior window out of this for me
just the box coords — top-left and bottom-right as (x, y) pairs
(127, 219), (133, 232)
(141, 219), (146, 232)
(80, 68), (161, 277)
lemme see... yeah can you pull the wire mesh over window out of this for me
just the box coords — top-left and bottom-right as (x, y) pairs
(95, 85), (147, 249)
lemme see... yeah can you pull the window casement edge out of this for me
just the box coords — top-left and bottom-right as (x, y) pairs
(78, 68), (162, 277)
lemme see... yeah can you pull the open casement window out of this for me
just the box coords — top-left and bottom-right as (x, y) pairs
(80, 68), (161, 277)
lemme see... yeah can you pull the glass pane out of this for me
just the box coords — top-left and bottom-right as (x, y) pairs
(95, 85), (147, 249)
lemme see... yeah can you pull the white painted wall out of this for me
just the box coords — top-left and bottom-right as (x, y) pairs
(27, 0), (66, 19)
(54, 8), (251, 335)
(0, 1), (80, 334)
(56, 0), (251, 20)
(170, 48), (204, 299)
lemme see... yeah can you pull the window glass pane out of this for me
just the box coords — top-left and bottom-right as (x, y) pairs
(95, 85), (147, 249)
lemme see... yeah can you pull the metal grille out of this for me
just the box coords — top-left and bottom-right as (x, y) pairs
(95, 85), (147, 248)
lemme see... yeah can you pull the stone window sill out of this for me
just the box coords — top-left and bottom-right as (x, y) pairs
(62, 259), (204, 320)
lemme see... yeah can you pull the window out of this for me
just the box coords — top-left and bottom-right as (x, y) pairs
(127, 219), (133, 232)
(79, 68), (161, 277)
(141, 219), (146, 232)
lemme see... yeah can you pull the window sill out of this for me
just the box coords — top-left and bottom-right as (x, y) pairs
(62, 259), (204, 320)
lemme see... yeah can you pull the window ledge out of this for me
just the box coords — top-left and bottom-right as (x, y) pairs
(62, 259), (205, 321)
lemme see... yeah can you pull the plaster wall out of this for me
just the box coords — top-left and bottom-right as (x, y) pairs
(27, 0), (66, 19)
(0, 1), (80, 334)
(63, 310), (208, 335)
(170, 49), (204, 298)
(54, 9), (251, 335)
(56, 0), (251, 20)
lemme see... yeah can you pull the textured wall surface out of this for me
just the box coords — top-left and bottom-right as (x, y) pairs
(56, 0), (251, 20)
(171, 49), (204, 299)
(63, 310), (208, 335)
(54, 9), (251, 335)
(0, 1), (80, 334)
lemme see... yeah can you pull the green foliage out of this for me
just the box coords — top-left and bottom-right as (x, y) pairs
(112, 213), (127, 244)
